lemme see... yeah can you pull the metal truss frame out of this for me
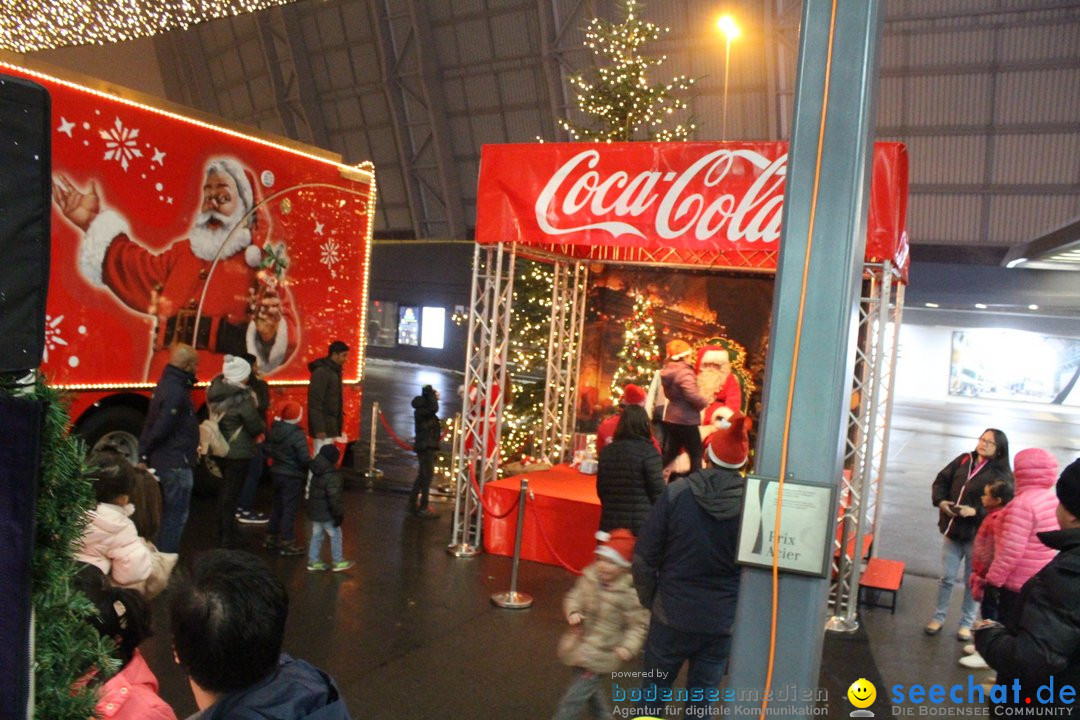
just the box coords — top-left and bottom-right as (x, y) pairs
(452, 244), (906, 580)
(506, 241), (781, 273)
(449, 243), (515, 552)
(539, 260), (589, 463)
(828, 261), (905, 630)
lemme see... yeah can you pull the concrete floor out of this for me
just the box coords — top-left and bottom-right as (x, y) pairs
(140, 359), (1080, 718)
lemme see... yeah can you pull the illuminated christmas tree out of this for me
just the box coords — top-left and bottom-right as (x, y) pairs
(610, 294), (661, 403)
(501, 259), (554, 463)
(559, 0), (696, 141)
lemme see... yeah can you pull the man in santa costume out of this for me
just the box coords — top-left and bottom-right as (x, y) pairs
(52, 157), (296, 380)
(697, 346), (743, 429)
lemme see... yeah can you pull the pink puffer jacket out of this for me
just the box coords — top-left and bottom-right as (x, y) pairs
(984, 448), (1060, 592)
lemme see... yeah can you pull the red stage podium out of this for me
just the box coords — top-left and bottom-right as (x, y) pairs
(482, 465), (601, 573)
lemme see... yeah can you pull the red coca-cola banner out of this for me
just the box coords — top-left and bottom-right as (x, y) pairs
(476, 142), (908, 280)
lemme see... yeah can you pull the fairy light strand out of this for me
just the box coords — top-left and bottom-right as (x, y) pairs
(1, 0), (301, 53)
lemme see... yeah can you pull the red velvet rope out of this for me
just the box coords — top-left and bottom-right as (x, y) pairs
(376, 409), (416, 452)
(376, 409), (453, 448)
(527, 492), (584, 576)
(469, 463), (519, 520)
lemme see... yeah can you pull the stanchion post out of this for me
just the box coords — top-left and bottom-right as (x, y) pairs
(362, 401), (383, 487)
(491, 478), (534, 609)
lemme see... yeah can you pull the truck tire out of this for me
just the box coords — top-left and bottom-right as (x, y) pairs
(77, 406), (145, 464)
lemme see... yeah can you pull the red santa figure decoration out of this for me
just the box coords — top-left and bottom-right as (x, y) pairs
(461, 356), (504, 461)
(53, 157), (297, 380)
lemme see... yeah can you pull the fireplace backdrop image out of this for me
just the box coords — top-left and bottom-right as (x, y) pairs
(576, 265), (774, 430)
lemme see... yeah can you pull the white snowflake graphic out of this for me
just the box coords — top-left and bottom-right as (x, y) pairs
(100, 117), (143, 171)
(43, 314), (68, 363)
(320, 238), (341, 278)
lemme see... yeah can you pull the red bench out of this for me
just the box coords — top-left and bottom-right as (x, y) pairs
(858, 557), (905, 613)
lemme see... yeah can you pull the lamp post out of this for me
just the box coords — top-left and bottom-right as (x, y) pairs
(717, 14), (741, 140)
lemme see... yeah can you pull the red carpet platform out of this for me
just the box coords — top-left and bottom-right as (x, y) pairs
(483, 464), (600, 573)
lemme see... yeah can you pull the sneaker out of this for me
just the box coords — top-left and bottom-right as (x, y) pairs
(962, 643), (976, 656)
(924, 620), (943, 635)
(236, 510), (270, 525)
(277, 542), (304, 557)
(959, 652), (988, 669)
(307, 561), (328, 572)
(331, 560), (355, 572)
(957, 626), (973, 642)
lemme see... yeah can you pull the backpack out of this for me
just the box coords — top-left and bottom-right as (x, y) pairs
(198, 411), (241, 477)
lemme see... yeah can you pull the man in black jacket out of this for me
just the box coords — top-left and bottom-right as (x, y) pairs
(307, 340), (348, 455)
(139, 343), (200, 553)
(409, 385), (441, 518)
(632, 414), (749, 717)
(975, 458), (1080, 710)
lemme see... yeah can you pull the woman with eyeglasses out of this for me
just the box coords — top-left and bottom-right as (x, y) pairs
(927, 428), (1013, 640)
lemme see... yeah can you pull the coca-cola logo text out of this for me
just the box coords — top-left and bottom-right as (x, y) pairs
(534, 149), (788, 244)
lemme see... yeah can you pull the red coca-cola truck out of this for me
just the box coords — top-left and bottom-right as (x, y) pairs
(1, 54), (375, 459)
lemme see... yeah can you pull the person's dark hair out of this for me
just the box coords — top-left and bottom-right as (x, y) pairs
(614, 405), (652, 442)
(986, 478), (1014, 505)
(128, 465), (163, 540)
(976, 428), (1011, 472)
(75, 564), (153, 667)
(85, 449), (134, 504)
(169, 549), (288, 694)
(328, 340), (349, 355)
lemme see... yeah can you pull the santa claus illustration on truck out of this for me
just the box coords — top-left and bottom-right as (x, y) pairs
(53, 156), (298, 379)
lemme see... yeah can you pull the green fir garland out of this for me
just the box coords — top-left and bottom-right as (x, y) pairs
(23, 380), (117, 719)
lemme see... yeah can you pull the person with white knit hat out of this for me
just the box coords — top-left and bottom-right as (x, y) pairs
(206, 355), (266, 547)
(632, 413), (749, 716)
(553, 529), (649, 720)
(264, 401), (312, 556)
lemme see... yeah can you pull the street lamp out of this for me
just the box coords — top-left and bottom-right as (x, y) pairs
(716, 14), (741, 139)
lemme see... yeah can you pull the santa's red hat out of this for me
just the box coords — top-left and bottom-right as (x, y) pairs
(594, 529), (635, 567)
(705, 413), (751, 469)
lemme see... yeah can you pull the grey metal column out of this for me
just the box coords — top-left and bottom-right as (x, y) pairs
(727, 0), (884, 713)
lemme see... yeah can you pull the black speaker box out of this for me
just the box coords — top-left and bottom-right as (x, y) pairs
(0, 73), (51, 373)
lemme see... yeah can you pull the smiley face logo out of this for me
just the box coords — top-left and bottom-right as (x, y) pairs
(847, 677), (876, 708)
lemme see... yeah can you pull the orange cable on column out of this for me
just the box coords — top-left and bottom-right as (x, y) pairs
(761, 0), (839, 713)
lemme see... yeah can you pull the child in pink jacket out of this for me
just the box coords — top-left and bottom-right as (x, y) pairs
(983, 448), (1060, 617)
(969, 478), (1013, 617)
(75, 457), (152, 588)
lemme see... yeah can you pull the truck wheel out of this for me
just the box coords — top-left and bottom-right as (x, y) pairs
(78, 406), (145, 464)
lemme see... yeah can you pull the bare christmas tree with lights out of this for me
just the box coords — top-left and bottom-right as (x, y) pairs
(559, 0), (696, 141)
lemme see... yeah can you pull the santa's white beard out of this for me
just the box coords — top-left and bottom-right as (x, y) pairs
(697, 366), (729, 401)
(189, 209), (252, 261)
